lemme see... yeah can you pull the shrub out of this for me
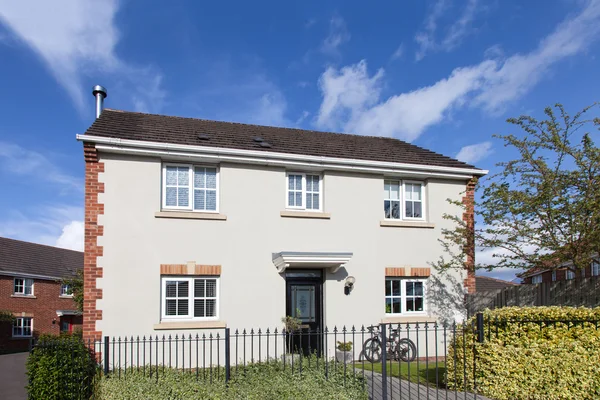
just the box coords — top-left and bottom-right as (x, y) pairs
(27, 334), (99, 400)
(447, 306), (600, 400)
(97, 358), (367, 400)
(0, 310), (15, 322)
(337, 341), (352, 351)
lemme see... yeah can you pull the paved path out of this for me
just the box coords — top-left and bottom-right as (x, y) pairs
(362, 371), (493, 400)
(0, 352), (28, 400)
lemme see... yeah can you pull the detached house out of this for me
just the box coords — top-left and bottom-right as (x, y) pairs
(79, 86), (487, 349)
(0, 237), (82, 352)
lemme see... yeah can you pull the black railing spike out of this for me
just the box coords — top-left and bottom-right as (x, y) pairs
(235, 329), (239, 335)
(243, 329), (247, 335)
(209, 333), (213, 339)
(217, 333), (220, 339)
(333, 326), (338, 333)
(274, 327), (278, 334)
(142, 335), (146, 341)
(250, 328), (254, 335)
(266, 328), (270, 334)
(202, 333), (206, 339)
(342, 325), (347, 333)
(351, 325), (355, 332)
(258, 328), (262, 334)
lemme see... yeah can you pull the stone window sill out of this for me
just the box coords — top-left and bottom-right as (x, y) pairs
(381, 316), (435, 324)
(380, 220), (435, 229)
(153, 321), (227, 330)
(280, 210), (331, 219)
(59, 295), (74, 299)
(11, 295), (36, 299)
(155, 211), (227, 221)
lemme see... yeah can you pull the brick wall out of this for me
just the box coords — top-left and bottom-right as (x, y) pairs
(463, 177), (477, 294)
(0, 275), (80, 352)
(83, 143), (104, 343)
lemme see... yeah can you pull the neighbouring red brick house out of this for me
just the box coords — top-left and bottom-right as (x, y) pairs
(519, 259), (600, 284)
(0, 237), (83, 353)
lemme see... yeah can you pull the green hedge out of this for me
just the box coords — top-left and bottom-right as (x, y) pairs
(97, 359), (367, 400)
(27, 334), (99, 400)
(447, 307), (600, 400)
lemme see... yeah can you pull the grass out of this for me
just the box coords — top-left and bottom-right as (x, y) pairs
(355, 360), (447, 387)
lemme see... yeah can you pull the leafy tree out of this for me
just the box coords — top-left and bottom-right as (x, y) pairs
(62, 269), (83, 312)
(435, 103), (600, 276)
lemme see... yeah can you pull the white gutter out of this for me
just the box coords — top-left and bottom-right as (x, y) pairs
(77, 134), (488, 179)
(0, 271), (65, 281)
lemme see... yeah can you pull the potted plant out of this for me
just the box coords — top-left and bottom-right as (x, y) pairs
(281, 310), (302, 364)
(336, 341), (353, 363)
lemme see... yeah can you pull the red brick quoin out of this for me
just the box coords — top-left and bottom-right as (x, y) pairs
(83, 143), (104, 343)
(462, 178), (477, 294)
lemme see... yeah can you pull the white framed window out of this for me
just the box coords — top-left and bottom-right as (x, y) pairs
(532, 275), (542, 284)
(403, 181), (425, 220)
(383, 180), (401, 220)
(566, 270), (575, 280)
(552, 271), (557, 282)
(385, 278), (426, 315)
(13, 317), (32, 337)
(286, 173), (322, 211)
(592, 260), (600, 277)
(162, 164), (218, 212)
(14, 278), (33, 296)
(60, 284), (72, 297)
(382, 180), (426, 220)
(161, 277), (219, 321)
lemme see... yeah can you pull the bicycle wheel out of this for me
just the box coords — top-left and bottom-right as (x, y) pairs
(396, 338), (416, 362)
(362, 338), (382, 363)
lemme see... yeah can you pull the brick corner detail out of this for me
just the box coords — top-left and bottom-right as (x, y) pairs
(83, 143), (104, 342)
(462, 177), (477, 294)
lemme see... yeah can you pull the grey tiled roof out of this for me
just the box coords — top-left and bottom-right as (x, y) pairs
(0, 237), (82, 279)
(476, 276), (517, 292)
(83, 109), (481, 170)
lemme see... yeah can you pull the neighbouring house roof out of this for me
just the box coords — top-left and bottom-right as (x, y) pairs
(0, 237), (83, 280)
(82, 109), (484, 171)
(475, 276), (517, 292)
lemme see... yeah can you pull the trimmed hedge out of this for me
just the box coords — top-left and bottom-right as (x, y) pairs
(27, 334), (99, 400)
(447, 306), (600, 400)
(97, 359), (367, 400)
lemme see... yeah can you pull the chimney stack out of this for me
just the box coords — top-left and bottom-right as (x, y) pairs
(92, 85), (107, 118)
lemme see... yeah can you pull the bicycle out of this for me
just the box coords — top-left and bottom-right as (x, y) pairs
(362, 325), (417, 363)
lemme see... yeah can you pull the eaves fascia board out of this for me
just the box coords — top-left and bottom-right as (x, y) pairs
(77, 134), (488, 179)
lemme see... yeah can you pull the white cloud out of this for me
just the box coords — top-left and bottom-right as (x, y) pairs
(391, 44), (404, 60)
(415, 0), (479, 60)
(0, 205), (83, 251)
(474, 0), (600, 113)
(295, 110), (310, 126)
(316, 60), (385, 131)
(455, 141), (493, 164)
(316, 59), (494, 140)
(56, 221), (84, 251)
(0, 141), (82, 192)
(320, 14), (350, 56)
(0, 0), (165, 114)
(248, 91), (288, 127)
(317, 0), (600, 141)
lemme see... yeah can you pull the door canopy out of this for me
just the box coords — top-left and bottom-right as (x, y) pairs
(272, 251), (353, 273)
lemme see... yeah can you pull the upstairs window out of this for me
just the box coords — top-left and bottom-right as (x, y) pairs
(60, 284), (72, 297)
(161, 277), (219, 320)
(162, 165), (218, 212)
(566, 270), (575, 280)
(532, 275), (542, 284)
(286, 173), (322, 211)
(383, 180), (425, 220)
(552, 271), (557, 282)
(14, 278), (33, 296)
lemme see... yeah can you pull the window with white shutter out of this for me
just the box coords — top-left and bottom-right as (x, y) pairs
(161, 277), (219, 321)
(162, 164), (218, 212)
(286, 173), (322, 211)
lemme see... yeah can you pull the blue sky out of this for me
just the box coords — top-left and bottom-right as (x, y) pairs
(0, 0), (599, 281)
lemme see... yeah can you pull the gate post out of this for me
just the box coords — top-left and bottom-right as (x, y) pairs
(379, 323), (387, 399)
(225, 328), (231, 383)
(104, 336), (110, 375)
(476, 313), (484, 343)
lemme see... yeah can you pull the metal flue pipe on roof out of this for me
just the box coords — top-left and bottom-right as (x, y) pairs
(92, 85), (107, 118)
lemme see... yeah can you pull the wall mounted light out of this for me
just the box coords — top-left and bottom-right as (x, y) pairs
(344, 276), (356, 295)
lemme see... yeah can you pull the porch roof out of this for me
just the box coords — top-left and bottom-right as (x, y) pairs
(272, 251), (353, 273)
